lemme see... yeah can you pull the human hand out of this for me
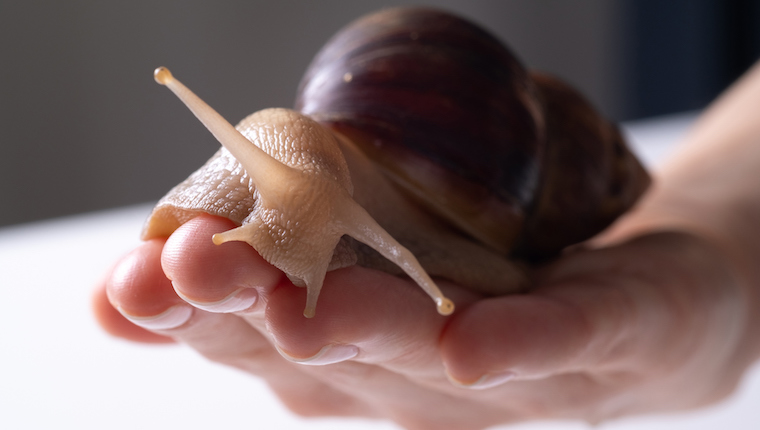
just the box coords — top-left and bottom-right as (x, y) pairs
(94, 211), (758, 429)
(95, 61), (760, 430)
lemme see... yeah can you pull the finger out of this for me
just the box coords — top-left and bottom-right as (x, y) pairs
(106, 238), (195, 329)
(264, 265), (480, 376)
(92, 277), (174, 344)
(160, 214), (284, 314)
(104, 235), (279, 373)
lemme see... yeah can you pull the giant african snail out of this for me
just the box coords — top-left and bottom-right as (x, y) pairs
(143, 8), (650, 318)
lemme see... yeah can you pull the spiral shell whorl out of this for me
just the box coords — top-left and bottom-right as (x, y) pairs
(296, 7), (545, 253)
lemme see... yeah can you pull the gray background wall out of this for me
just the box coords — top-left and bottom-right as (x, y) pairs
(0, 0), (757, 227)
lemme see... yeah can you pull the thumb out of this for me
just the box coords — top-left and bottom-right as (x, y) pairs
(440, 231), (731, 390)
(439, 285), (619, 389)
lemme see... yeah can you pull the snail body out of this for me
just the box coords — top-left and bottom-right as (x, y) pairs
(144, 8), (649, 317)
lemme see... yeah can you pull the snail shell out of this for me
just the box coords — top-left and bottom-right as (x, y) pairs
(143, 7), (649, 316)
(296, 8), (543, 254)
(296, 7), (648, 259)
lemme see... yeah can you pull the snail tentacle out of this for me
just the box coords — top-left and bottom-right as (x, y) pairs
(211, 220), (260, 246)
(153, 67), (296, 199)
(300, 262), (330, 319)
(335, 197), (455, 316)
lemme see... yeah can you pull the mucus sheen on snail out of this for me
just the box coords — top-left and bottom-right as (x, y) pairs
(144, 8), (650, 318)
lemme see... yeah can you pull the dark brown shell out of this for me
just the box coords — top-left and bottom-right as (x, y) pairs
(512, 73), (650, 260)
(296, 7), (649, 260)
(296, 7), (544, 254)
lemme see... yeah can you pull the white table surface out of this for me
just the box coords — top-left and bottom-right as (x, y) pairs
(2, 113), (759, 429)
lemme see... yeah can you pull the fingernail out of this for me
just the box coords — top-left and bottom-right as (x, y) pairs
(276, 344), (359, 366)
(446, 370), (517, 390)
(120, 304), (194, 330)
(175, 285), (258, 313)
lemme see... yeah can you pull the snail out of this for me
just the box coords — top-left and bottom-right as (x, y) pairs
(143, 7), (650, 318)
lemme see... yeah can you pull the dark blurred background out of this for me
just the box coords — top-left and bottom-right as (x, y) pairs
(1, 0), (758, 227)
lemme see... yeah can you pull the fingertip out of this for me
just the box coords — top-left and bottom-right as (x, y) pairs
(99, 238), (182, 343)
(161, 214), (282, 305)
(92, 279), (175, 344)
(160, 214), (241, 288)
(107, 239), (185, 317)
(265, 279), (333, 355)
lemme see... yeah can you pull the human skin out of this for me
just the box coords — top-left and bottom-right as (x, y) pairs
(93, 63), (760, 429)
